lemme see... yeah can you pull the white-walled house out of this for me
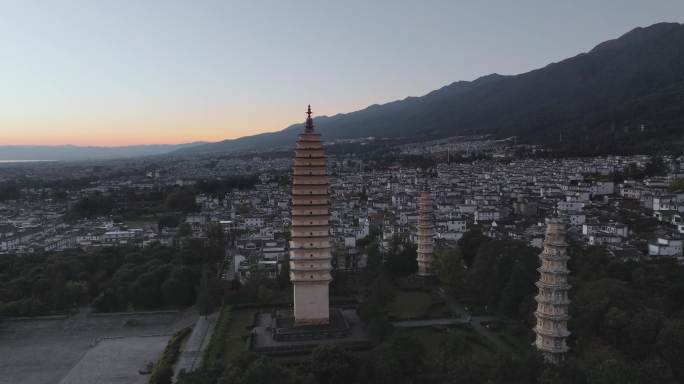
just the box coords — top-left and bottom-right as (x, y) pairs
(245, 216), (265, 228)
(648, 237), (683, 262)
(568, 213), (586, 226)
(474, 208), (500, 222)
(557, 201), (584, 212)
(653, 195), (679, 211)
(582, 222), (628, 237)
(445, 219), (467, 232)
(591, 181), (615, 196)
(102, 229), (142, 247)
(589, 234), (623, 246)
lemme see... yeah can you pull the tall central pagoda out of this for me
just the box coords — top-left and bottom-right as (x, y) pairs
(289, 105), (332, 326)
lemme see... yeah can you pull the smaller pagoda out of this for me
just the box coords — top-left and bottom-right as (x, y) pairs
(533, 217), (571, 364)
(416, 190), (435, 277)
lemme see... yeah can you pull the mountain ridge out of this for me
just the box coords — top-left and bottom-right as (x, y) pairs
(176, 22), (684, 156)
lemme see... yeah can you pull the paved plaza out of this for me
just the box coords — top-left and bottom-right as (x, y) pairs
(0, 310), (194, 384)
(57, 336), (170, 384)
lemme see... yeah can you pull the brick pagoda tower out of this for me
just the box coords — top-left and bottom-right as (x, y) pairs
(416, 190), (435, 276)
(289, 105), (332, 326)
(533, 217), (571, 364)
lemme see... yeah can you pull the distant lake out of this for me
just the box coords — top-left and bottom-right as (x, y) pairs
(0, 160), (56, 163)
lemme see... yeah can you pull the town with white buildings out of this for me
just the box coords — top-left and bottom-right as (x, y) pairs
(2, 151), (684, 280)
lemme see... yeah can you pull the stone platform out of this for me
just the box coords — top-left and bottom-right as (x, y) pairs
(271, 308), (350, 341)
(251, 308), (370, 355)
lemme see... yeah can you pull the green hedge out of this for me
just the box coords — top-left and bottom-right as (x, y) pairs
(148, 326), (193, 384)
(201, 305), (232, 369)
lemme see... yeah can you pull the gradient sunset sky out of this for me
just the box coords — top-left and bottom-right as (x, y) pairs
(1, 1), (683, 146)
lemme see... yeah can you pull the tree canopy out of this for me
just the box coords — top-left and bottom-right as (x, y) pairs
(0, 242), (223, 316)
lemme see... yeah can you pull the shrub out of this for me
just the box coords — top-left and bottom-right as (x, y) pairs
(148, 327), (192, 384)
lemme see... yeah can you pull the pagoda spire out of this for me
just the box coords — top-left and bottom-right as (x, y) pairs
(305, 104), (314, 132)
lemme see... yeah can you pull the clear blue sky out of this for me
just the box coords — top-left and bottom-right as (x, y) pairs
(1, 0), (682, 145)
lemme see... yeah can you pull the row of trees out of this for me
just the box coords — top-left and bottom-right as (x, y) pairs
(432, 228), (684, 383)
(174, 225), (684, 383)
(0, 239), (224, 317)
(66, 185), (202, 221)
(610, 156), (669, 182)
(356, 236), (418, 342)
(0, 180), (21, 201)
(178, 331), (545, 384)
(564, 246), (684, 383)
(195, 175), (259, 199)
(355, 233), (537, 343)
(0, 176), (99, 202)
(201, 226), (684, 383)
(67, 192), (114, 219)
(669, 178), (684, 192)
(68, 175), (261, 220)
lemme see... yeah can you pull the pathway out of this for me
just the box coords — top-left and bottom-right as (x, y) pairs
(393, 318), (466, 328)
(173, 311), (219, 382)
(437, 289), (517, 354)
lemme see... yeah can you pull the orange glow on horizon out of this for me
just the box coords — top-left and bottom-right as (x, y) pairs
(1, 131), (247, 147)
(0, 127), (250, 147)
(0, 107), (311, 147)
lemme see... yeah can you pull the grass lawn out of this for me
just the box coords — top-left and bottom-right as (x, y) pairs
(388, 290), (436, 320)
(490, 323), (535, 353)
(222, 309), (256, 364)
(396, 325), (496, 362)
(426, 302), (450, 318)
(202, 307), (257, 369)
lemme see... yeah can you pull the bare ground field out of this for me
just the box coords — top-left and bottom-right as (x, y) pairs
(0, 310), (196, 384)
(57, 336), (170, 384)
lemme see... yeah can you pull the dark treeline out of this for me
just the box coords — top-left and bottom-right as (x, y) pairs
(195, 175), (260, 199)
(357, 228), (684, 383)
(67, 188), (172, 220)
(442, 230), (684, 383)
(564, 246), (684, 383)
(0, 180), (21, 201)
(178, 340), (540, 384)
(164, 187), (199, 214)
(545, 122), (684, 157)
(67, 175), (261, 220)
(178, 234), (544, 384)
(670, 179), (684, 192)
(462, 239), (539, 319)
(609, 156), (669, 182)
(7, 174), (259, 220)
(0, 176), (101, 202)
(174, 227), (684, 384)
(68, 192), (114, 219)
(0, 237), (225, 317)
(360, 150), (498, 171)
